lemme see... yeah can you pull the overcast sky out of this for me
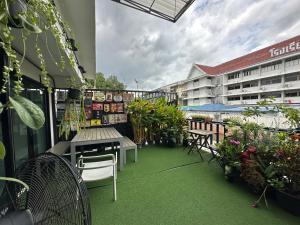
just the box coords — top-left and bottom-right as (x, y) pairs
(96, 0), (300, 90)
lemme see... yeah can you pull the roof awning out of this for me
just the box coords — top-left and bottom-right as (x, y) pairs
(111, 0), (196, 22)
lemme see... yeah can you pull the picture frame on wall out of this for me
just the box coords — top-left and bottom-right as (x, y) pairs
(117, 103), (124, 112)
(113, 93), (123, 102)
(91, 119), (101, 126)
(102, 115), (109, 124)
(106, 92), (113, 102)
(111, 103), (117, 113)
(104, 104), (110, 112)
(92, 103), (103, 111)
(93, 91), (105, 102)
(85, 108), (93, 120)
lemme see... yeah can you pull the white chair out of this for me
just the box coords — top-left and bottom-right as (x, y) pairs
(77, 153), (118, 201)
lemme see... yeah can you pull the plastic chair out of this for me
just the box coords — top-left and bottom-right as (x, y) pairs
(77, 153), (118, 201)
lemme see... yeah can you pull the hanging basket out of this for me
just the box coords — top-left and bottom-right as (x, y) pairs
(68, 88), (81, 100)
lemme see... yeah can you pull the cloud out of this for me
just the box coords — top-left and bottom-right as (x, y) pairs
(96, 0), (300, 89)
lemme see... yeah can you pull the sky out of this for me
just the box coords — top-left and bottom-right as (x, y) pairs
(96, 0), (300, 90)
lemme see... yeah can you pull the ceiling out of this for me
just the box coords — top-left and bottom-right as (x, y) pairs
(111, 0), (196, 22)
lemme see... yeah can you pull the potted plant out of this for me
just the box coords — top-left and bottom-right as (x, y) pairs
(217, 129), (244, 182)
(272, 134), (300, 215)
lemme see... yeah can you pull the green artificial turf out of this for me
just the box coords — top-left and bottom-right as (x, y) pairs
(88, 146), (300, 225)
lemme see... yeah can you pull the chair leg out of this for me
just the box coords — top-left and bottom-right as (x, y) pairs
(113, 166), (117, 201)
(135, 147), (137, 162)
(124, 150), (127, 165)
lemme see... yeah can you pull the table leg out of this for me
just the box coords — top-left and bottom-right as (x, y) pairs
(188, 134), (198, 154)
(70, 143), (76, 166)
(119, 140), (124, 171)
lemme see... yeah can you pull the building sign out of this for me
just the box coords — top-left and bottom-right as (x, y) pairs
(269, 41), (300, 57)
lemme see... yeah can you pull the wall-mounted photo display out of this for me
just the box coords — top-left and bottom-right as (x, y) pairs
(106, 92), (113, 102)
(91, 119), (101, 126)
(113, 93), (123, 102)
(93, 110), (101, 119)
(85, 108), (93, 120)
(93, 91), (105, 102)
(92, 103), (103, 111)
(104, 104), (110, 112)
(83, 90), (129, 127)
(110, 103), (117, 113)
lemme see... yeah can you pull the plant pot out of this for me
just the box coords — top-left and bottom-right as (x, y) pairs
(275, 190), (300, 216)
(7, 0), (27, 28)
(68, 88), (81, 100)
(167, 137), (176, 148)
(224, 164), (240, 183)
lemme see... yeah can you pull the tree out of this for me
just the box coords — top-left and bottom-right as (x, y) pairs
(85, 73), (126, 90)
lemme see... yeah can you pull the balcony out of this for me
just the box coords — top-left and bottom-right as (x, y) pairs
(285, 64), (300, 74)
(90, 145), (299, 225)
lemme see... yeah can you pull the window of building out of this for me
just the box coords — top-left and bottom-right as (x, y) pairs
(228, 72), (240, 80)
(228, 96), (240, 101)
(242, 95), (258, 100)
(227, 84), (240, 90)
(243, 81), (258, 88)
(261, 77), (281, 86)
(285, 73), (300, 82)
(243, 67), (259, 77)
(285, 56), (300, 67)
(261, 61), (281, 72)
(285, 91), (298, 97)
(261, 92), (281, 99)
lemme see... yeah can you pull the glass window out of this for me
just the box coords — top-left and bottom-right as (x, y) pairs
(261, 77), (281, 86)
(228, 96), (240, 101)
(243, 82), (258, 88)
(262, 92), (281, 98)
(285, 74), (299, 82)
(12, 79), (49, 169)
(285, 92), (298, 97)
(0, 120), (5, 199)
(27, 88), (48, 154)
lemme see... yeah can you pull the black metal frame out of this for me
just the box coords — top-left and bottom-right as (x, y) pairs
(111, 0), (196, 23)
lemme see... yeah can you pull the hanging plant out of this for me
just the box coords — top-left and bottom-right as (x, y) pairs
(0, 0), (80, 155)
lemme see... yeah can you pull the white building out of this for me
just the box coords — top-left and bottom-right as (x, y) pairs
(181, 35), (300, 106)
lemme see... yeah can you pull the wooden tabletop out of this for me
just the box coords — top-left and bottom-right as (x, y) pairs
(187, 129), (215, 136)
(71, 127), (123, 143)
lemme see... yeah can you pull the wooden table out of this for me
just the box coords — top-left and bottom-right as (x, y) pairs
(186, 129), (215, 160)
(70, 127), (124, 170)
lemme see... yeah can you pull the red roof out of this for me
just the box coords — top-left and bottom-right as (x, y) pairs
(196, 35), (300, 75)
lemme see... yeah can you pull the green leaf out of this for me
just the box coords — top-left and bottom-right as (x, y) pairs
(19, 15), (42, 33)
(9, 96), (45, 130)
(0, 141), (5, 160)
(0, 12), (6, 22)
(0, 102), (3, 114)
